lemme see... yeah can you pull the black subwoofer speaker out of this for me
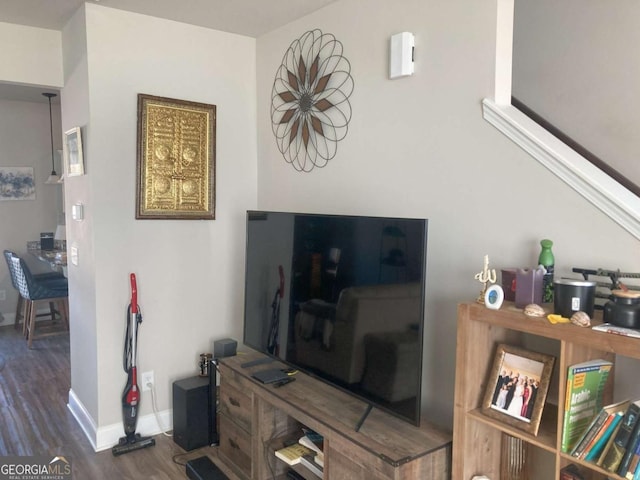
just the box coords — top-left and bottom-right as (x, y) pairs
(173, 376), (212, 451)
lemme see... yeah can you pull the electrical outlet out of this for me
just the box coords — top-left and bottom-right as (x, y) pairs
(141, 371), (154, 392)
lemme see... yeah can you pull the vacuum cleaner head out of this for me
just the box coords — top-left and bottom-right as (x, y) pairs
(111, 433), (156, 456)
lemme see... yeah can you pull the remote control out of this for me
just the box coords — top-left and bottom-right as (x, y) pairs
(240, 357), (274, 368)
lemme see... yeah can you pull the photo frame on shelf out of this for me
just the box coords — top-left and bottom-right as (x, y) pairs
(64, 126), (84, 177)
(136, 93), (216, 220)
(482, 343), (555, 436)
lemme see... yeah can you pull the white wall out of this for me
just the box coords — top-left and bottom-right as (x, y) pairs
(60, 3), (257, 446)
(256, 0), (640, 428)
(0, 98), (63, 325)
(513, 0), (640, 186)
(0, 22), (63, 88)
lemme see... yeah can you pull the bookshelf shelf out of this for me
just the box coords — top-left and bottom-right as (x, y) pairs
(453, 301), (640, 480)
(467, 407), (558, 453)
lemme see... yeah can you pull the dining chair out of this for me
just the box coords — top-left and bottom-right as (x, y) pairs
(3, 250), (65, 332)
(10, 255), (69, 348)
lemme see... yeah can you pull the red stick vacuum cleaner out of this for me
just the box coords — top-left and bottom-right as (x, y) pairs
(112, 273), (156, 456)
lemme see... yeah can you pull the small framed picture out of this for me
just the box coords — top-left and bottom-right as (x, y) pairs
(64, 126), (84, 177)
(482, 344), (555, 436)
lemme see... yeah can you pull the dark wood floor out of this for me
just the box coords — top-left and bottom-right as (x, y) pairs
(0, 324), (232, 479)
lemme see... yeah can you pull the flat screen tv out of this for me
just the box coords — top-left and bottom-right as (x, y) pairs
(243, 210), (428, 426)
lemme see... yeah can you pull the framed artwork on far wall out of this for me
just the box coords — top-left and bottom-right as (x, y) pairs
(482, 343), (555, 436)
(0, 167), (35, 201)
(64, 126), (84, 177)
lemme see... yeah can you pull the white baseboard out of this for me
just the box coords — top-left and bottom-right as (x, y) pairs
(67, 388), (173, 452)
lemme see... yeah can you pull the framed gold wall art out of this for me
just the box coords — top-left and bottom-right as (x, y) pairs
(136, 94), (216, 219)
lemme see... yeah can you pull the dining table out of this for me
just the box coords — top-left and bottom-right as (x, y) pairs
(27, 245), (68, 277)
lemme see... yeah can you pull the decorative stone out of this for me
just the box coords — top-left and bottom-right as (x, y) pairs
(523, 304), (545, 317)
(570, 311), (591, 327)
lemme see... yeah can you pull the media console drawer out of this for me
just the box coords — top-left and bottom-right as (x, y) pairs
(219, 379), (252, 433)
(218, 414), (251, 478)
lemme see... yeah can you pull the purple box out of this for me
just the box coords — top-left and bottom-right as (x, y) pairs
(515, 267), (544, 308)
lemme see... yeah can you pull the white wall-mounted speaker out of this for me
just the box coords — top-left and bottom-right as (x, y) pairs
(389, 32), (415, 79)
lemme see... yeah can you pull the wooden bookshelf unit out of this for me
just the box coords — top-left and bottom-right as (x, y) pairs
(217, 350), (452, 480)
(452, 301), (640, 480)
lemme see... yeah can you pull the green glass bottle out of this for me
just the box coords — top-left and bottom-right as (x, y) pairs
(538, 239), (555, 303)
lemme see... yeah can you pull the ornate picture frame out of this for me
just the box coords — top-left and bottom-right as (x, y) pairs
(482, 343), (555, 436)
(136, 94), (216, 220)
(64, 127), (84, 177)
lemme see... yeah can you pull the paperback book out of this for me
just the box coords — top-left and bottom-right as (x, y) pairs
(561, 359), (613, 453)
(585, 411), (623, 462)
(622, 406), (640, 478)
(275, 443), (315, 466)
(571, 399), (629, 458)
(299, 429), (324, 456)
(601, 400), (640, 473)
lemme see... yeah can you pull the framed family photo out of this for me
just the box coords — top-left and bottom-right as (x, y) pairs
(64, 126), (84, 177)
(482, 344), (555, 436)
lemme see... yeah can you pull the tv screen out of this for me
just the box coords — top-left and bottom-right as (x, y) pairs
(243, 211), (428, 426)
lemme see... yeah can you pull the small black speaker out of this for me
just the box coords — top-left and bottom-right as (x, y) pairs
(213, 338), (237, 358)
(173, 376), (210, 451)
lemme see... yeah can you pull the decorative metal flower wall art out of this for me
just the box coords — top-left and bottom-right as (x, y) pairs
(271, 29), (354, 172)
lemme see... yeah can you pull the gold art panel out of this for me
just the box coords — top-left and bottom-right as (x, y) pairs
(136, 94), (216, 219)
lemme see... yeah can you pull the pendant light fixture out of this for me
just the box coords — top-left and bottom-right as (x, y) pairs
(43, 92), (60, 185)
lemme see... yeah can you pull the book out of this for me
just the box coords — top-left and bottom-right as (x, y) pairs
(275, 443), (315, 466)
(571, 407), (610, 457)
(561, 359), (613, 453)
(584, 411), (624, 462)
(579, 412), (618, 459)
(597, 417), (624, 466)
(620, 402), (640, 476)
(299, 431), (324, 455)
(617, 428), (640, 477)
(315, 451), (324, 468)
(626, 433), (640, 479)
(560, 464), (585, 480)
(620, 417), (640, 477)
(601, 400), (640, 472)
(592, 323), (640, 338)
(573, 399), (630, 459)
(299, 454), (323, 478)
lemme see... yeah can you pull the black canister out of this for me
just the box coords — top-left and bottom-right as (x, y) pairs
(603, 290), (640, 328)
(553, 278), (596, 318)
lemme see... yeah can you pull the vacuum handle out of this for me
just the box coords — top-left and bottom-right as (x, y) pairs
(278, 265), (284, 298)
(130, 273), (138, 314)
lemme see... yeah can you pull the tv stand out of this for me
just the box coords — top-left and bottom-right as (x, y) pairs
(217, 349), (452, 480)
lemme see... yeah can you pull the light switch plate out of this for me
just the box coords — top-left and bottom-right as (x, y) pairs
(70, 245), (79, 266)
(72, 203), (84, 221)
